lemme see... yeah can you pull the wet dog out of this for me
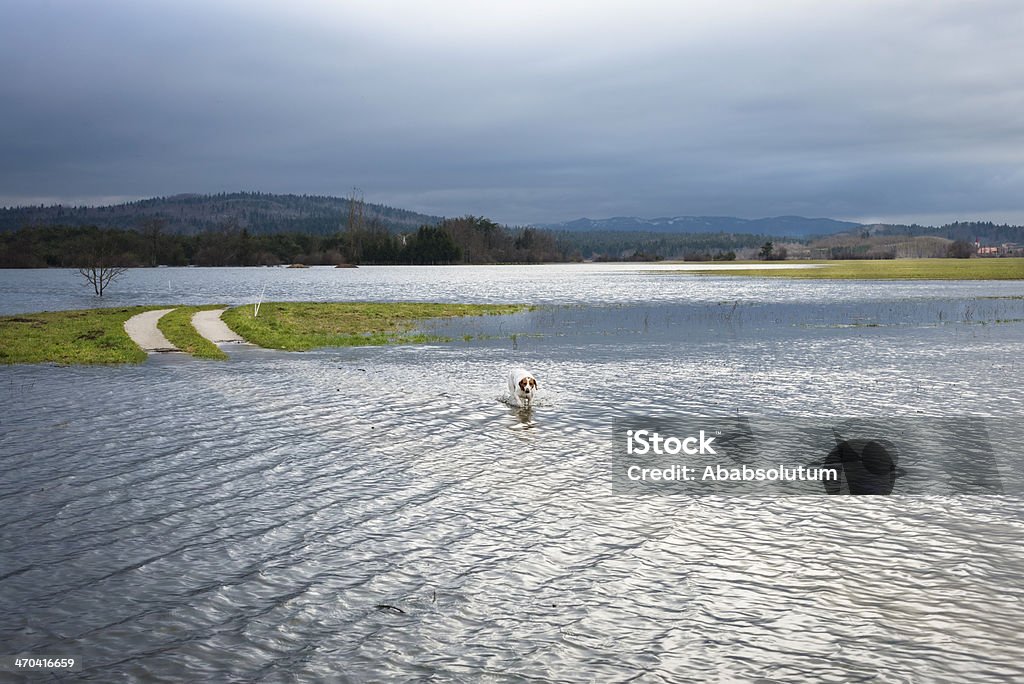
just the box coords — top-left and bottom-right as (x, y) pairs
(508, 368), (538, 407)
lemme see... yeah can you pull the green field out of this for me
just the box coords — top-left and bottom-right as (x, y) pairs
(221, 302), (526, 351)
(0, 306), (160, 365)
(671, 258), (1024, 280)
(156, 305), (230, 360)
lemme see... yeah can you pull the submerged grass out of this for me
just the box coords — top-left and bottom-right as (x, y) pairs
(221, 302), (527, 351)
(157, 305), (230, 360)
(670, 258), (1024, 280)
(0, 306), (160, 365)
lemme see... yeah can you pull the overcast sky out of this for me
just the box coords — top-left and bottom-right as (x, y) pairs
(2, 0), (1023, 225)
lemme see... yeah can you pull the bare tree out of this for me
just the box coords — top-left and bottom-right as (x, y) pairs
(141, 218), (166, 267)
(344, 187), (365, 263)
(79, 264), (128, 296)
(77, 230), (129, 296)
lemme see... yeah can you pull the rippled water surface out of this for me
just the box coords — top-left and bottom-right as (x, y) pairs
(2, 265), (1024, 682)
(3, 263), (1024, 313)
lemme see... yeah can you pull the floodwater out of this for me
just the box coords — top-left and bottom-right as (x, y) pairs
(3, 262), (1024, 313)
(2, 265), (1023, 682)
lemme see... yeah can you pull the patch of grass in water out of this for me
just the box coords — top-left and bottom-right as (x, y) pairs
(157, 305), (230, 360)
(660, 258), (1024, 280)
(220, 302), (526, 351)
(0, 306), (162, 365)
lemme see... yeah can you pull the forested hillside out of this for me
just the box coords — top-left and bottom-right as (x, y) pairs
(861, 221), (1024, 244)
(0, 192), (441, 235)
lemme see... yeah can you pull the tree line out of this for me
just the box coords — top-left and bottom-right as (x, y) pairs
(866, 221), (1024, 244)
(0, 217), (566, 268)
(555, 230), (770, 261)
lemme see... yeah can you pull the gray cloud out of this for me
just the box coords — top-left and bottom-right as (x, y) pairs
(3, 0), (1024, 225)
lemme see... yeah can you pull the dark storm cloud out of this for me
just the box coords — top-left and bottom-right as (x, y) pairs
(2, 0), (1024, 224)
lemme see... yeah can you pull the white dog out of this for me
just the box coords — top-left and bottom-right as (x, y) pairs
(508, 368), (538, 407)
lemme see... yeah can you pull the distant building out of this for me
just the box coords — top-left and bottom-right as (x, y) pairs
(976, 242), (1022, 257)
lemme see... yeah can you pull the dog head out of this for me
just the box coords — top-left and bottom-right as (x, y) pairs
(517, 375), (538, 398)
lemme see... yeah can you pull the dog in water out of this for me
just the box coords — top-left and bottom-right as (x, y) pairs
(508, 368), (538, 408)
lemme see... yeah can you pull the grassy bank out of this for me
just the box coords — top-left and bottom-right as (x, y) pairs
(671, 258), (1024, 280)
(0, 302), (529, 364)
(156, 305), (230, 360)
(221, 302), (526, 350)
(0, 306), (160, 365)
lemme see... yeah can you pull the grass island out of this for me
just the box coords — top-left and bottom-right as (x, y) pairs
(0, 302), (527, 365)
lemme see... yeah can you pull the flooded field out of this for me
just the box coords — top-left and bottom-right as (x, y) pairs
(1, 265), (1023, 681)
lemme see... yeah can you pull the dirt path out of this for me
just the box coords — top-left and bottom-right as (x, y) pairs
(123, 309), (180, 353)
(191, 308), (246, 344)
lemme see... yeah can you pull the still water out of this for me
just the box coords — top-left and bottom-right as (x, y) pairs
(2, 265), (1023, 682)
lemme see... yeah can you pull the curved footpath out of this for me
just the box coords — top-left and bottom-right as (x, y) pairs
(123, 307), (248, 355)
(192, 308), (246, 344)
(123, 309), (180, 353)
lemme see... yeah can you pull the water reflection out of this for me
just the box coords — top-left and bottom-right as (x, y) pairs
(510, 405), (537, 429)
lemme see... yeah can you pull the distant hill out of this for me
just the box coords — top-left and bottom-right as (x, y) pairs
(538, 215), (862, 237)
(856, 221), (1024, 245)
(797, 221), (1024, 260)
(552, 230), (773, 261)
(0, 192), (443, 235)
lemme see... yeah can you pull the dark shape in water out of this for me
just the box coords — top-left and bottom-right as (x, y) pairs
(824, 438), (898, 495)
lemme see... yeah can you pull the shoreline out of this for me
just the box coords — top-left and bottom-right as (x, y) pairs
(654, 257), (1024, 280)
(0, 256), (1021, 277)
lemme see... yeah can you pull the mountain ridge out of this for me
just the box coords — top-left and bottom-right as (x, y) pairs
(537, 215), (863, 237)
(5, 193), (1021, 245)
(0, 192), (444, 235)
